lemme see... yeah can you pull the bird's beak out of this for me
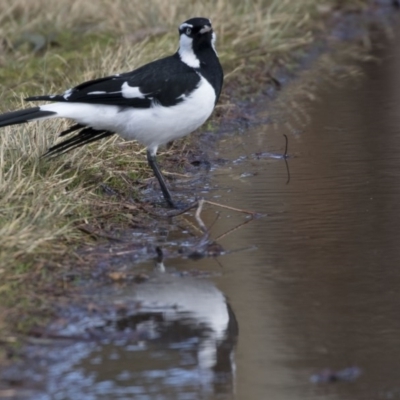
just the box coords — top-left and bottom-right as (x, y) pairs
(200, 25), (212, 34)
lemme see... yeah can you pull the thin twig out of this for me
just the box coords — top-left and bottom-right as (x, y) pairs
(77, 225), (122, 242)
(208, 211), (221, 232)
(283, 134), (289, 157)
(214, 257), (224, 269)
(204, 200), (258, 216)
(283, 134), (291, 184)
(194, 198), (208, 234)
(215, 216), (255, 241)
(222, 245), (258, 255)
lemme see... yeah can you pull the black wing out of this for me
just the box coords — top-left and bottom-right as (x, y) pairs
(26, 54), (201, 109)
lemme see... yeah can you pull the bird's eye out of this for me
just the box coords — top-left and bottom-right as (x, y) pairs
(185, 28), (192, 35)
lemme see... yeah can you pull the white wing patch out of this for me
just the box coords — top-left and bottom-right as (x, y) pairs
(85, 83), (145, 99)
(63, 88), (73, 100)
(121, 82), (145, 99)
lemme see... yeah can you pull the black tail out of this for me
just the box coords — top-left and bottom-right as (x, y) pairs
(43, 126), (115, 157)
(0, 107), (56, 128)
(0, 107), (115, 156)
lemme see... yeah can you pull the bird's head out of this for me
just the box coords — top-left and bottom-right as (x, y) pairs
(178, 17), (217, 68)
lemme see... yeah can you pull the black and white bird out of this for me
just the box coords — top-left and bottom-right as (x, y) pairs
(0, 17), (223, 208)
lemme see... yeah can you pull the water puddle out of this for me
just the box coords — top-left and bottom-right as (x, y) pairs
(3, 9), (400, 400)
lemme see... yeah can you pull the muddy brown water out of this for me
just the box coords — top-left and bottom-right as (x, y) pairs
(4, 13), (400, 400)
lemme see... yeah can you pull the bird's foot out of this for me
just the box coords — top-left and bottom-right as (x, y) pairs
(167, 199), (197, 211)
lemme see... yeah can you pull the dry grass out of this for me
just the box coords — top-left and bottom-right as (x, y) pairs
(0, 0), (371, 325)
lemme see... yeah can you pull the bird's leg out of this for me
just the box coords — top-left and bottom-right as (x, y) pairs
(146, 148), (175, 208)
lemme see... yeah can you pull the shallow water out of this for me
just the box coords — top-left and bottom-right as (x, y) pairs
(204, 20), (400, 399)
(5, 12), (400, 400)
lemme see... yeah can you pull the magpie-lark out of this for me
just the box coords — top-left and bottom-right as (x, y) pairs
(0, 17), (223, 208)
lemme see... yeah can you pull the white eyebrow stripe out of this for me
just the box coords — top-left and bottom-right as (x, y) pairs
(179, 22), (193, 30)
